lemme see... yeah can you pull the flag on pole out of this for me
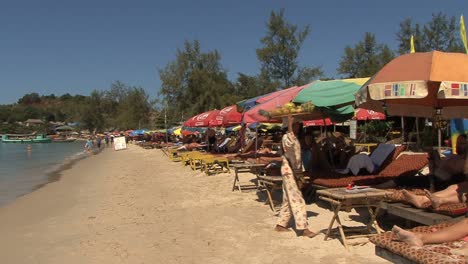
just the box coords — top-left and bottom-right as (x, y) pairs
(461, 15), (468, 54)
(410, 35), (415, 53)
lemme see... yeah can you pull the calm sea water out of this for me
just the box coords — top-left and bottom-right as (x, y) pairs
(0, 141), (87, 207)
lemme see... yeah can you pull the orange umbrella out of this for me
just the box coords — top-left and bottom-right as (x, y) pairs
(356, 51), (468, 118)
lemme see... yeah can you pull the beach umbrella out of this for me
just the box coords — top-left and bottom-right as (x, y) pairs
(236, 86), (302, 113)
(183, 109), (220, 127)
(130, 129), (145, 136)
(356, 51), (468, 119)
(209, 105), (243, 127)
(354, 108), (386, 121)
(303, 118), (333, 127)
(243, 85), (307, 124)
(293, 78), (370, 122)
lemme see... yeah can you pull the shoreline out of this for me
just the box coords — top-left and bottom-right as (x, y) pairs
(33, 146), (106, 195)
(0, 145), (390, 263)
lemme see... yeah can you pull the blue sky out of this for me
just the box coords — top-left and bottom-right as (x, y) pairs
(0, 0), (467, 104)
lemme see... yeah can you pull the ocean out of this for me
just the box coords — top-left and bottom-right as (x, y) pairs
(0, 141), (88, 207)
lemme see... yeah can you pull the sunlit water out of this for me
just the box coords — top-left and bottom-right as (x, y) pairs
(0, 141), (88, 207)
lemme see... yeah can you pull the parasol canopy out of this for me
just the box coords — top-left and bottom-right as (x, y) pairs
(243, 85), (306, 124)
(293, 78), (370, 122)
(356, 51), (468, 118)
(209, 105), (243, 127)
(183, 109), (220, 127)
(303, 119), (333, 127)
(354, 108), (386, 120)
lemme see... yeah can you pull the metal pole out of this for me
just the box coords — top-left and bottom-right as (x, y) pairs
(401, 116), (405, 143)
(165, 102), (168, 143)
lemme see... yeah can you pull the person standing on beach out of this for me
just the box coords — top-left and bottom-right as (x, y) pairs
(84, 137), (93, 155)
(96, 136), (102, 149)
(274, 119), (318, 238)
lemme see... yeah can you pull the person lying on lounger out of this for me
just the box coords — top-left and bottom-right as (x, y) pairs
(392, 218), (468, 256)
(176, 142), (207, 151)
(402, 181), (468, 209)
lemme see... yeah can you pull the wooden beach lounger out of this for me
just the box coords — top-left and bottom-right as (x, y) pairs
(309, 152), (428, 189)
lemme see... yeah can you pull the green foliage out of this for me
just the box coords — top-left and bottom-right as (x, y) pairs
(0, 81), (154, 133)
(158, 40), (235, 123)
(256, 9), (322, 88)
(396, 13), (464, 54)
(338, 32), (395, 78)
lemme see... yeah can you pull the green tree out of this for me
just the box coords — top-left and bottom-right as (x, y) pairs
(159, 40), (234, 122)
(116, 86), (152, 129)
(81, 90), (105, 132)
(337, 32), (395, 78)
(396, 13), (464, 54)
(18, 93), (41, 105)
(256, 9), (322, 88)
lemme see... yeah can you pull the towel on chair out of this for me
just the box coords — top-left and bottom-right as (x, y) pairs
(336, 144), (395, 176)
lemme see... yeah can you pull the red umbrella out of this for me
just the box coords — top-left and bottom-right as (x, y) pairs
(183, 109), (220, 127)
(255, 86), (299, 104)
(243, 85), (306, 124)
(303, 118), (333, 127)
(354, 108), (386, 120)
(209, 105), (242, 127)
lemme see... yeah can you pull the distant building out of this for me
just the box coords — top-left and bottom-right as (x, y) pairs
(24, 119), (44, 127)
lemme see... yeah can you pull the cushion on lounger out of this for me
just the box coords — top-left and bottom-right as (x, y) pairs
(378, 154), (428, 177)
(370, 222), (467, 264)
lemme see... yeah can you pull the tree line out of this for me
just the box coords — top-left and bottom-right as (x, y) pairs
(0, 11), (464, 132)
(158, 11), (465, 125)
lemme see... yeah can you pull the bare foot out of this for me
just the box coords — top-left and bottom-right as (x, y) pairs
(274, 225), (290, 232)
(402, 189), (429, 208)
(451, 243), (468, 256)
(424, 189), (442, 209)
(392, 225), (423, 247)
(301, 229), (318, 238)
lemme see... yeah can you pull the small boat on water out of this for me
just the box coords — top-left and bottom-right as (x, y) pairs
(1, 133), (52, 143)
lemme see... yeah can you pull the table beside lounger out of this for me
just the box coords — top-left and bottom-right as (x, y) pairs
(354, 143), (378, 153)
(230, 162), (266, 192)
(317, 187), (391, 250)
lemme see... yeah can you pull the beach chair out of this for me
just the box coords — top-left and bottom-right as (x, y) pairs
(200, 155), (230, 175)
(310, 153), (428, 189)
(189, 152), (213, 171)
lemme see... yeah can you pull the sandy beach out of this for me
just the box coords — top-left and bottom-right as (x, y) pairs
(0, 145), (390, 264)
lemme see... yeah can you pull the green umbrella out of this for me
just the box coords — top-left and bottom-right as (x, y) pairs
(292, 78), (369, 122)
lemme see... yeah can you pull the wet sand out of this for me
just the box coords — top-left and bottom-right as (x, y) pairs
(0, 145), (390, 263)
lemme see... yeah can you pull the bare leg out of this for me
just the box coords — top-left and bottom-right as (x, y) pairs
(393, 219), (468, 246)
(392, 226), (424, 246)
(402, 189), (430, 208)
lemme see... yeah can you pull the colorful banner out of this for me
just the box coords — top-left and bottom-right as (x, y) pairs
(439, 81), (468, 98)
(368, 81), (428, 100)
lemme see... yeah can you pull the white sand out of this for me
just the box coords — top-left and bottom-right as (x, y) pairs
(0, 145), (390, 263)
